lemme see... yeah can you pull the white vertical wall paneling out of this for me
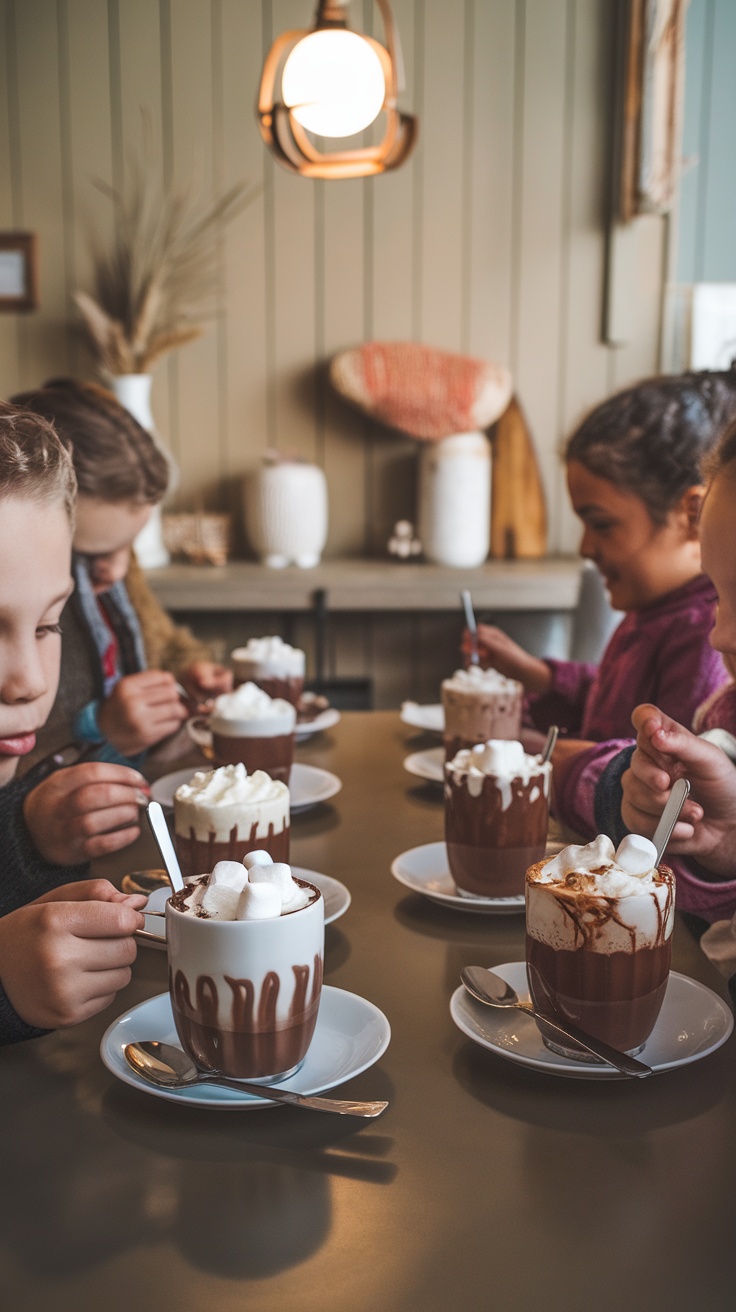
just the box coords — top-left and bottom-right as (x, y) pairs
(114, 0), (172, 455)
(167, 0), (220, 509)
(13, 0), (69, 385)
(270, 0), (318, 463)
(64, 0), (115, 380)
(466, 0), (516, 367)
(513, 0), (569, 549)
(219, 0), (270, 548)
(0, 0), (21, 391)
(556, 0), (616, 556)
(418, 0), (465, 348)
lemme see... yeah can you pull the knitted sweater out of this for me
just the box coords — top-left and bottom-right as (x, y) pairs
(0, 769), (88, 1045)
(526, 574), (729, 837)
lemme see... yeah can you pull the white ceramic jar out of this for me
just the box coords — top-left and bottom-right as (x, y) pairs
(417, 431), (491, 568)
(244, 461), (328, 568)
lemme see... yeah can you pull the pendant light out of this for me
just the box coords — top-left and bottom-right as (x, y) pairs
(257, 0), (418, 179)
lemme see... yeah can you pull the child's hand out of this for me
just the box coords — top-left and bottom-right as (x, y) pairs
(463, 624), (552, 693)
(178, 660), (232, 709)
(23, 762), (147, 864)
(0, 880), (146, 1029)
(98, 671), (189, 754)
(622, 703), (736, 874)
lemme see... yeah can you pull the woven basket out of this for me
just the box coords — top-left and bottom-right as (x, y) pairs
(162, 512), (231, 566)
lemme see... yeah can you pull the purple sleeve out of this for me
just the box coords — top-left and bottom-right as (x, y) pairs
(552, 738), (633, 839)
(661, 856), (736, 924)
(525, 659), (599, 736)
(650, 621), (728, 730)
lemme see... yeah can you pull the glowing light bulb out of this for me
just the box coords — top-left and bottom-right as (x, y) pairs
(282, 29), (386, 138)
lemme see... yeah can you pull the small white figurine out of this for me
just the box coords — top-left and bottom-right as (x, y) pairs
(388, 519), (422, 560)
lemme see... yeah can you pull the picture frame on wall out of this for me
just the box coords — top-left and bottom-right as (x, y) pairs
(0, 232), (39, 311)
(619, 0), (686, 222)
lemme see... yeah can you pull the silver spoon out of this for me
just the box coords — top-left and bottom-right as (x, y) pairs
(540, 724), (559, 764)
(460, 966), (652, 1078)
(460, 589), (480, 666)
(145, 801), (184, 893)
(125, 1041), (388, 1116)
(652, 777), (691, 864)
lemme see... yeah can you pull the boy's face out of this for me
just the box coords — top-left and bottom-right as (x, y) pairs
(73, 496), (152, 594)
(0, 498), (73, 784)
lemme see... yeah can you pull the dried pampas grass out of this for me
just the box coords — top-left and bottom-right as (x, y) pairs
(75, 122), (258, 375)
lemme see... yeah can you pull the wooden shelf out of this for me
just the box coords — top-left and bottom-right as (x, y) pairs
(146, 557), (583, 613)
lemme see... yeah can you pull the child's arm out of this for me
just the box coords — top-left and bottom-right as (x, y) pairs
(622, 704), (736, 876)
(0, 881), (145, 1038)
(23, 762), (148, 865)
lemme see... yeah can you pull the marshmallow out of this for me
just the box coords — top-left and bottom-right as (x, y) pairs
(542, 835), (615, 882)
(615, 834), (657, 878)
(243, 849), (273, 870)
(200, 882), (241, 920)
(210, 861), (249, 893)
(235, 881), (282, 920)
(248, 861), (293, 896)
(183, 880), (207, 912)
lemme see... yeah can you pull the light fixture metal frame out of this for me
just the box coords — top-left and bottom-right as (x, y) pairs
(257, 0), (418, 179)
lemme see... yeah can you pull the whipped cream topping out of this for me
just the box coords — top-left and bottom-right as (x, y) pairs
(442, 666), (522, 695)
(232, 636), (305, 677)
(526, 833), (675, 954)
(177, 856), (314, 921)
(210, 681), (296, 738)
(174, 764), (289, 842)
(447, 739), (551, 804)
(175, 763), (283, 807)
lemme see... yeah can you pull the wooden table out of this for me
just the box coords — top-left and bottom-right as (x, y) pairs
(2, 712), (735, 1312)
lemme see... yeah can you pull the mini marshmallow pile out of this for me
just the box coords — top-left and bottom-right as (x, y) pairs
(232, 636), (305, 675)
(184, 851), (312, 921)
(444, 665), (522, 694)
(536, 833), (660, 896)
(213, 681), (293, 722)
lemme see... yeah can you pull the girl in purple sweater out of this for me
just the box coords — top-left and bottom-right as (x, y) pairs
(472, 371), (736, 836)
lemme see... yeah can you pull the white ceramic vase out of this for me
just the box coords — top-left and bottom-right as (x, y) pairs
(418, 431), (491, 568)
(245, 462), (328, 568)
(110, 373), (171, 569)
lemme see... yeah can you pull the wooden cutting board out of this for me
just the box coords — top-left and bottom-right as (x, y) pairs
(490, 395), (547, 558)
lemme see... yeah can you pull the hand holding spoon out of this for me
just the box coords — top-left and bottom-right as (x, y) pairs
(125, 1041), (388, 1116)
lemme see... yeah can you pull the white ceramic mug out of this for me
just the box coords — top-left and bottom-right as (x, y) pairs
(166, 881), (324, 1081)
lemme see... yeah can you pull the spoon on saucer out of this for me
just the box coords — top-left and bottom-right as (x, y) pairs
(124, 1041), (388, 1116)
(460, 967), (652, 1078)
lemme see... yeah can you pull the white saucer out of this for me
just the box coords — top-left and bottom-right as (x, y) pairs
(137, 869), (351, 949)
(151, 763), (342, 814)
(400, 702), (444, 734)
(450, 961), (734, 1080)
(391, 840), (526, 914)
(296, 707), (341, 740)
(101, 986), (390, 1109)
(403, 747), (444, 784)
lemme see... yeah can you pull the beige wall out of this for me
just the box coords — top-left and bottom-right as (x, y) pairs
(0, 0), (666, 554)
